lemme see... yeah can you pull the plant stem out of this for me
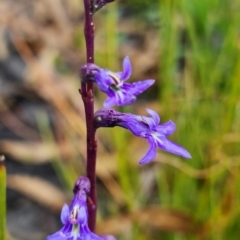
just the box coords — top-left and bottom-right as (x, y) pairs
(81, 0), (97, 232)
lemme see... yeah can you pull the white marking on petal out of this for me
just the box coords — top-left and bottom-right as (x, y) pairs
(69, 205), (79, 224)
(151, 132), (162, 145)
(107, 72), (122, 85)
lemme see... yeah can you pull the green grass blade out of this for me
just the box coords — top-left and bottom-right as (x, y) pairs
(0, 155), (6, 240)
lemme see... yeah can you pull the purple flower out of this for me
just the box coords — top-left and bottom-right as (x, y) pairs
(94, 56), (154, 108)
(46, 177), (104, 240)
(94, 109), (191, 164)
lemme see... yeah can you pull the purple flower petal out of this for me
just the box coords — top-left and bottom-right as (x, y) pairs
(141, 116), (156, 129)
(156, 136), (192, 158)
(139, 139), (157, 164)
(122, 80), (154, 96)
(119, 56), (132, 81)
(146, 108), (160, 125)
(89, 232), (105, 240)
(46, 229), (70, 240)
(103, 97), (118, 108)
(156, 120), (176, 135)
(82, 225), (105, 240)
(60, 204), (69, 225)
(103, 92), (136, 108)
(101, 235), (117, 240)
(121, 95), (136, 106)
(118, 120), (144, 136)
(114, 91), (131, 105)
(95, 70), (112, 92)
(78, 206), (87, 224)
(46, 233), (63, 240)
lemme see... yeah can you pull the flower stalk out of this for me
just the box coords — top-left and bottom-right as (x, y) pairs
(81, 0), (97, 232)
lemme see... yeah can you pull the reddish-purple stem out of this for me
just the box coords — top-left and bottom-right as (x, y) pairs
(81, 0), (97, 232)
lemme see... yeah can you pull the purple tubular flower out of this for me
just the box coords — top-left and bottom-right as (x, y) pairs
(47, 177), (105, 240)
(94, 109), (191, 164)
(94, 56), (154, 108)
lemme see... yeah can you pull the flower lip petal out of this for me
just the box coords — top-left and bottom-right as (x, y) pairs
(81, 225), (105, 240)
(146, 108), (160, 125)
(122, 80), (155, 96)
(139, 139), (157, 164)
(116, 91), (136, 106)
(46, 231), (67, 240)
(156, 136), (192, 159)
(103, 92), (136, 108)
(103, 97), (118, 108)
(119, 56), (132, 81)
